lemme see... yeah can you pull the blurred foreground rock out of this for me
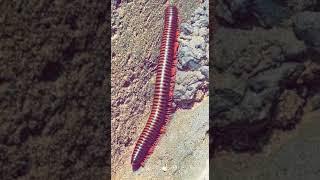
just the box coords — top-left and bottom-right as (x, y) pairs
(212, 0), (320, 154)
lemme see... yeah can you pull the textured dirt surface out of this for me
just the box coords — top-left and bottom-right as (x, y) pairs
(0, 1), (110, 179)
(114, 98), (209, 180)
(111, 0), (208, 178)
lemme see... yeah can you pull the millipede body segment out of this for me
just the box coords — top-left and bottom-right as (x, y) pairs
(131, 4), (179, 171)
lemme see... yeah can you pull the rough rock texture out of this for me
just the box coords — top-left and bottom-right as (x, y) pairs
(213, 27), (306, 128)
(293, 11), (320, 52)
(273, 90), (305, 129)
(212, 0), (320, 152)
(111, 0), (207, 178)
(212, 2), (320, 179)
(0, 1), (110, 179)
(215, 0), (319, 28)
(174, 0), (209, 109)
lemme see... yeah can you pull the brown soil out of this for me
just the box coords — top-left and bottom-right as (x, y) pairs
(0, 1), (110, 179)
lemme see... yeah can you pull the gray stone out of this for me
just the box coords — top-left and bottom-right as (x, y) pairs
(179, 34), (192, 41)
(308, 94), (320, 111)
(175, 71), (205, 86)
(195, 7), (205, 16)
(297, 62), (320, 86)
(274, 90), (304, 129)
(214, 72), (247, 99)
(192, 48), (206, 60)
(293, 11), (320, 47)
(180, 23), (193, 35)
(214, 27), (307, 74)
(198, 15), (209, 27)
(174, 73), (203, 105)
(216, 87), (279, 127)
(178, 46), (195, 58)
(174, 81), (203, 106)
(252, 0), (290, 27)
(178, 42), (206, 70)
(173, 1), (209, 108)
(191, 20), (203, 28)
(216, 0), (234, 24)
(190, 36), (206, 50)
(215, 0), (252, 25)
(198, 27), (209, 37)
(174, 84), (187, 98)
(211, 26), (310, 131)
(249, 63), (304, 91)
(178, 56), (201, 70)
(211, 72), (247, 117)
(199, 66), (209, 79)
(216, 0), (289, 27)
(286, 0), (317, 12)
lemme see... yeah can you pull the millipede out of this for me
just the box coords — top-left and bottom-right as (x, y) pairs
(131, 1), (179, 171)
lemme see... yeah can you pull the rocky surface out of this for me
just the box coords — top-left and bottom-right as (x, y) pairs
(273, 90), (305, 129)
(174, 0), (209, 109)
(293, 11), (320, 51)
(215, 0), (319, 28)
(111, 0), (209, 179)
(212, 0), (320, 178)
(0, 1), (110, 179)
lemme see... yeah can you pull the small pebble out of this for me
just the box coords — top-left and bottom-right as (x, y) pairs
(162, 166), (167, 172)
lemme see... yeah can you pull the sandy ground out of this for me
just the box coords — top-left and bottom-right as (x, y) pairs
(113, 97), (209, 179)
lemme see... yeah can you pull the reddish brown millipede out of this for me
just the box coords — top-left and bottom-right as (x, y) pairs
(131, 3), (179, 171)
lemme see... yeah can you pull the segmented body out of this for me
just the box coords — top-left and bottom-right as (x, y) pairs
(131, 5), (179, 171)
